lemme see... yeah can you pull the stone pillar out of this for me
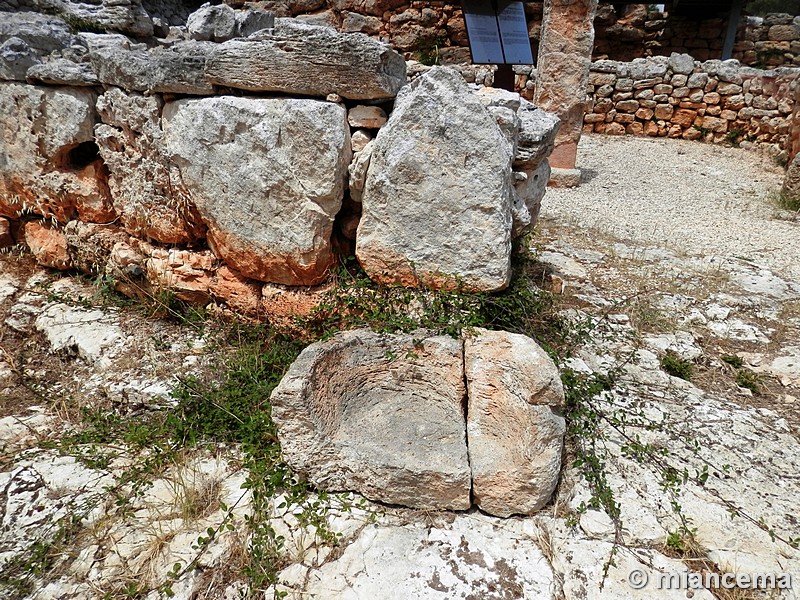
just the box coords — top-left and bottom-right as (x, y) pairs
(533, 0), (599, 187)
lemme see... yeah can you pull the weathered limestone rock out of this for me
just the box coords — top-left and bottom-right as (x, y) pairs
(0, 82), (114, 224)
(261, 281), (331, 328)
(533, 0), (598, 186)
(357, 67), (514, 292)
(782, 151), (800, 203)
(235, 9), (276, 37)
(206, 19), (406, 100)
(63, 220), (129, 274)
(487, 105), (521, 158)
(478, 93), (558, 238)
(476, 86), (522, 112)
(348, 141), (373, 203)
(271, 329), (471, 510)
(209, 265), (262, 316)
(145, 247), (215, 303)
(0, 38), (41, 81)
(26, 59), (99, 86)
(94, 88), (204, 244)
(514, 160), (551, 235)
(0, 12), (76, 54)
(24, 221), (73, 270)
(350, 128), (372, 152)
(0, 217), (12, 247)
(348, 105), (388, 128)
(187, 4), (237, 41)
(34, 302), (125, 365)
(34, 0), (154, 37)
(465, 329), (565, 517)
(162, 96), (350, 286)
(89, 41), (215, 95)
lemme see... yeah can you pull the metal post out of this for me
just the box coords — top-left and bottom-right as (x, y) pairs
(722, 0), (744, 60)
(494, 64), (515, 91)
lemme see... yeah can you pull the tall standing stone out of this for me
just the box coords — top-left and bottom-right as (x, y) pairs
(356, 66), (514, 292)
(533, 0), (599, 187)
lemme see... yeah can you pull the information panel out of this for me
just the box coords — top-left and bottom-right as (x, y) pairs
(497, 1), (533, 64)
(462, 0), (533, 65)
(462, 0), (504, 64)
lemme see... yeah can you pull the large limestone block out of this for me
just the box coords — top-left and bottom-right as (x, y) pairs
(89, 41), (215, 95)
(465, 328), (565, 517)
(187, 4), (237, 41)
(356, 66), (514, 292)
(0, 82), (114, 224)
(94, 88), (204, 244)
(26, 59), (100, 86)
(205, 19), (406, 100)
(271, 329), (471, 510)
(0, 12), (76, 54)
(515, 100), (561, 169)
(35, 0), (154, 37)
(0, 38), (42, 81)
(162, 96), (350, 286)
(533, 0), (598, 176)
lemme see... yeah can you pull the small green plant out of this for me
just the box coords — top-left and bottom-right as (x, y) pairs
(412, 36), (446, 66)
(724, 128), (745, 145)
(735, 369), (761, 394)
(665, 529), (687, 554)
(664, 525), (705, 559)
(39, 3), (106, 33)
(768, 189), (800, 213)
(300, 251), (566, 351)
(660, 351), (694, 380)
(720, 354), (744, 368)
(693, 124), (711, 137)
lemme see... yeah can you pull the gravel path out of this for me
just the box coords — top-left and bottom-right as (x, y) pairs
(541, 135), (800, 280)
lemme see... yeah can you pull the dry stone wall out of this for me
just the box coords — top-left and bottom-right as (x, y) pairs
(580, 54), (799, 157)
(0, 8), (559, 314)
(229, 2), (800, 70)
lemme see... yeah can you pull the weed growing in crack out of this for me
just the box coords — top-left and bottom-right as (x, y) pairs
(767, 188), (800, 214)
(734, 369), (761, 394)
(299, 247), (570, 353)
(720, 354), (744, 369)
(659, 351), (694, 380)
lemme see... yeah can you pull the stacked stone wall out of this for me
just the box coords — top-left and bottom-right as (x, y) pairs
(580, 54), (799, 157)
(0, 7), (558, 316)
(237, 2), (800, 70)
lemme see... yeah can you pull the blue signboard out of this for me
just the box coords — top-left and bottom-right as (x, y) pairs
(462, 0), (533, 65)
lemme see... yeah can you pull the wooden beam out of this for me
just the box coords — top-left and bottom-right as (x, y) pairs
(722, 0), (743, 60)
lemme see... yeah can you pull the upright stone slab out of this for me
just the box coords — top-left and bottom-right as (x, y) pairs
(356, 66), (514, 292)
(270, 329), (471, 510)
(162, 96), (350, 286)
(465, 328), (565, 517)
(533, 0), (599, 187)
(205, 19), (406, 100)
